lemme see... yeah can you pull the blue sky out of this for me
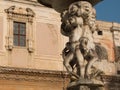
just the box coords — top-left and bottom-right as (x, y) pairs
(95, 0), (120, 23)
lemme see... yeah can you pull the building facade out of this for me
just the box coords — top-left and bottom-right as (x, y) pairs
(0, 0), (119, 90)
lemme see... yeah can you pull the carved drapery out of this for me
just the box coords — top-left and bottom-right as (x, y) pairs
(5, 6), (35, 52)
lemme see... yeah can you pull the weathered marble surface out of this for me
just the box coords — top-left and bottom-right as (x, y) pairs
(59, 0), (117, 90)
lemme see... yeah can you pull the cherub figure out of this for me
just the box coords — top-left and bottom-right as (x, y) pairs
(61, 1), (96, 79)
(61, 4), (84, 79)
(61, 1), (100, 80)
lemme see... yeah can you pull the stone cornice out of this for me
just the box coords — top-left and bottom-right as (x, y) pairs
(0, 66), (68, 77)
(111, 22), (120, 32)
(96, 21), (120, 32)
(96, 20), (113, 31)
(111, 26), (120, 32)
(0, 66), (119, 83)
(0, 66), (69, 82)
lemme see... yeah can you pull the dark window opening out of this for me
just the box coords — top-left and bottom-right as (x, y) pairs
(13, 21), (26, 46)
(118, 71), (120, 74)
(115, 47), (120, 61)
(115, 46), (120, 74)
(97, 30), (103, 35)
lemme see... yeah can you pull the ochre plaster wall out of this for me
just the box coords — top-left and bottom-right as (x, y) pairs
(0, 80), (64, 90)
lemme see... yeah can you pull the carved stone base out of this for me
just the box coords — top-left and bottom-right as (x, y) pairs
(67, 78), (104, 90)
(67, 75), (120, 90)
(67, 86), (104, 90)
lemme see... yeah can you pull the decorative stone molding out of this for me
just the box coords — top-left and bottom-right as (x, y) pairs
(5, 6), (35, 52)
(0, 66), (119, 86)
(111, 26), (120, 32)
(5, 36), (13, 51)
(27, 39), (34, 53)
(0, 66), (69, 82)
(96, 21), (112, 31)
(102, 75), (120, 83)
(5, 6), (35, 19)
(0, 66), (119, 90)
(111, 22), (120, 32)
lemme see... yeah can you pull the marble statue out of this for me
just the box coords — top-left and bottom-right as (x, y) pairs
(61, 1), (116, 90)
(61, 1), (97, 79)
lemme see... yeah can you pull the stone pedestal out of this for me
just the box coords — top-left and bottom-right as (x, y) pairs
(67, 75), (120, 90)
(67, 79), (104, 90)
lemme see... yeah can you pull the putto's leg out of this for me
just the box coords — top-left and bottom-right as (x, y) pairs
(75, 47), (85, 78)
(63, 51), (74, 73)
